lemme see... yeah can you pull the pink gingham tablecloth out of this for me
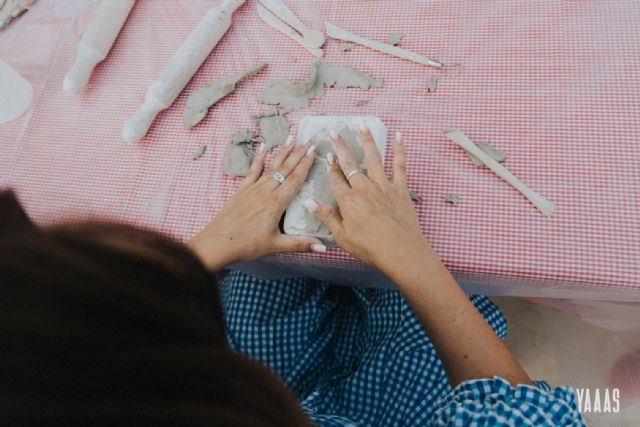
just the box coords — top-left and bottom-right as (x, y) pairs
(1, 0), (639, 298)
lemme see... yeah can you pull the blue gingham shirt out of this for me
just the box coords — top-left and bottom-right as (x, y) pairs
(221, 271), (585, 426)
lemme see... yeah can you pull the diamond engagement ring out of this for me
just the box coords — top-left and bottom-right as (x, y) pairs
(346, 170), (362, 181)
(271, 170), (286, 185)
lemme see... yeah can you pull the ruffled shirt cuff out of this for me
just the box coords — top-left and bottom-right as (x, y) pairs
(428, 376), (586, 426)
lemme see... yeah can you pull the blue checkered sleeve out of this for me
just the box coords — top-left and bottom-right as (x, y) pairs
(427, 376), (586, 426)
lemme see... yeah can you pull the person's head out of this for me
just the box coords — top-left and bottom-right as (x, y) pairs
(0, 192), (312, 426)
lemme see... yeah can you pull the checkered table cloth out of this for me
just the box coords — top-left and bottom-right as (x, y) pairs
(1, 0), (639, 298)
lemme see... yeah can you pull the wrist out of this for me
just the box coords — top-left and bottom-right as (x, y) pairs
(375, 238), (444, 288)
(187, 231), (242, 271)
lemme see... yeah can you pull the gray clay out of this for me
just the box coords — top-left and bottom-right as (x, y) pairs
(184, 63), (266, 128)
(409, 190), (423, 203)
(224, 131), (259, 177)
(465, 141), (507, 168)
(355, 99), (371, 107)
(191, 145), (207, 160)
(387, 32), (404, 46)
(427, 75), (438, 93)
(444, 194), (460, 207)
(313, 127), (364, 163)
(258, 114), (290, 149)
(260, 61), (383, 110)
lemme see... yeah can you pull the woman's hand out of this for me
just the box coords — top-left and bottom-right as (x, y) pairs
(188, 137), (325, 271)
(305, 127), (430, 275)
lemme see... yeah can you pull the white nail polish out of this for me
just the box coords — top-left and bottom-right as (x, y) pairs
(306, 144), (316, 156)
(329, 130), (338, 140)
(303, 198), (319, 213)
(285, 135), (294, 146)
(326, 152), (335, 165)
(396, 131), (402, 142)
(311, 244), (327, 253)
(258, 142), (266, 153)
(359, 124), (368, 133)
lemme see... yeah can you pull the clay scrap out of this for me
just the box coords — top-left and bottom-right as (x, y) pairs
(260, 61), (383, 110)
(427, 75), (438, 93)
(444, 194), (460, 206)
(443, 129), (556, 217)
(340, 43), (356, 52)
(224, 131), (259, 177)
(191, 145), (207, 160)
(409, 191), (423, 203)
(464, 140), (507, 167)
(184, 63), (266, 128)
(387, 32), (404, 46)
(257, 112), (291, 149)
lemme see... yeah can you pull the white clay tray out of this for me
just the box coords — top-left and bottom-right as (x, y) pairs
(284, 115), (387, 242)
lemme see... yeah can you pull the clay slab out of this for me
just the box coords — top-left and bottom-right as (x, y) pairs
(284, 116), (387, 242)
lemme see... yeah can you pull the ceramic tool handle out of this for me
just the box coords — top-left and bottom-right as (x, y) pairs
(257, 0), (324, 48)
(63, 0), (135, 95)
(122, 0), (246, 143)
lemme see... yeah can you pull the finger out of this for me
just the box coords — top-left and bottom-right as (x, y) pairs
(325, 152), (350, 201)
(358, 125), (386, 184)
(272, 234), (327, 254)
(330, 130), (367, 188)
(303, 199), (344, 240)
(239, 143), (267, 189)
(277, 143), (316, 201)
(268, 135), (296, 171)
(392, 131), (407, 188)
(278, 139), (313, 178)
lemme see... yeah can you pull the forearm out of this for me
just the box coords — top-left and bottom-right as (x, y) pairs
(381, 244), (532, 387)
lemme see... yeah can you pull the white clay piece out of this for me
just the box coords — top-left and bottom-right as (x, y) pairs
(443, 129), (556, 217)
(284, 116), (387, 241)
(184, 63), (266, 128)
(63, 0), (135, 95)
(325, 22), (443, 68)
(260, 61), (382, 110)
(122, 0), (246, 144)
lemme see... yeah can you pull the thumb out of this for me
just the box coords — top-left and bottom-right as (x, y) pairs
(273, 234), (327, 254)
(303, 199), (344, 239)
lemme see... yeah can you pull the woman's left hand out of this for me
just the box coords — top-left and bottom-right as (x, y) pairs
(188, 137), (325, 271)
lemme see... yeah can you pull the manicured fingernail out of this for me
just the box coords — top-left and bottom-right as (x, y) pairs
(285, 135), (294, 146)
(303, 198), (319, 213)
(329, 130), (338, 140)
(359, 124), (368, 134)
(326, 152), (335, 165)
(395, 131), (402, 143)
(311, 244), (327, 253)
(306, 144), (316, 156)
(258, 142), (266, 153)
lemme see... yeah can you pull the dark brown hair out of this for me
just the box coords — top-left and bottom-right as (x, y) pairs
(0, 192), (312, 426)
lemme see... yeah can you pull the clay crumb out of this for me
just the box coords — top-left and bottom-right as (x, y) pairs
(409, 191), (423, 203)
(444, 194), (460, 207)
(464, 140), (507, 168)
(427, 75), (438, 93)
(355, 99), (371, 107)
(191, 145), (207, 160)
(340, 43), (356, 52)
(387, 32), (405, 46)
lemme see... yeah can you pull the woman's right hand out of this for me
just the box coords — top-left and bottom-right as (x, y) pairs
(305, 127), (431, 275)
